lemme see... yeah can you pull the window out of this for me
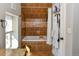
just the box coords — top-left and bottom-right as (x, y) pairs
(5, 12), (18, 49)
(5, 15), (12, 32)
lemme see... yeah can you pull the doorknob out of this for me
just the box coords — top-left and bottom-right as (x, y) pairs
(60, 37), (64, 40)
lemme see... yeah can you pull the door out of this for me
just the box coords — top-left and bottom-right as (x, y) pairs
(5, 15), (13, 48)
(5, 13), (19, 49)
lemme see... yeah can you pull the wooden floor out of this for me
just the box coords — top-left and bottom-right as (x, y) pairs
(31, 51), (53, 56)
(0, 41), (53, 56)
(21, 41), (53, 56)
(0, 49), (26, 56)
(0, 49), (5, 56)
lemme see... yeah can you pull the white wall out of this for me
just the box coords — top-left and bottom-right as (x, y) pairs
(60, 3), (73, 56)
(65, 4), (73, 56)
(60, 3), (79, 56)
(72, 3), (79, 56)
(0, 3), (21, 48)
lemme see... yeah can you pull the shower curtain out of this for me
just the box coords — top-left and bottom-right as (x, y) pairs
(52, 3), (61, 56)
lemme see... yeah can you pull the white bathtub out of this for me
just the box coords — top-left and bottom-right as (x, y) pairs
(22, 36), (47, 41)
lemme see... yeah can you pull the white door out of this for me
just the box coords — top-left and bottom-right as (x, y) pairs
(5, 13), (19, 49)
(5, 15), (13, 48)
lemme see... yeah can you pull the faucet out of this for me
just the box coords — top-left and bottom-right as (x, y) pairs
(25, 45), (31, 56)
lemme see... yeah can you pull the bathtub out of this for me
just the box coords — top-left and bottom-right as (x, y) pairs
(22, 36), (47, 41)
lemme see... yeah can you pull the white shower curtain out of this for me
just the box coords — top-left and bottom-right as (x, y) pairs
(52, 14), (59, 56)
(52, 15), (58, 49)
(52, 3), (60, 56)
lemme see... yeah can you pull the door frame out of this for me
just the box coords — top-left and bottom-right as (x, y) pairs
(47, 8), (52, 45)
(60, 3), (67, 56)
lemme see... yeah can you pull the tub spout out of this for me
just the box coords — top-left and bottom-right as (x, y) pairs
(25, 45), (31, 56)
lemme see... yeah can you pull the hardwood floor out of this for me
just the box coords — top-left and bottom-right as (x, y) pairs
(0, 49), (26, 56)
(0, 41), (53, 56)
(21, 41), (53, 56)
(31, 51), (53, 56)
(0, 49), (5, 56)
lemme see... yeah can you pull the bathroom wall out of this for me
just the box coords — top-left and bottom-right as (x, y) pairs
(21, 3), (52, 8)
(72, 3), (79, 56)
(60, 3), (73, 56)
(22, 8), (48, 18)
(0, 3), (21, 48)
(21, 3), (52, 38)
(65, 3), (73, 56)
(60, 3), (79, 56)
(64, 3), (79, 56)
